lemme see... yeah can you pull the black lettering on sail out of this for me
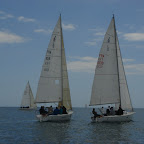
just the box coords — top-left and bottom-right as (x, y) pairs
(53, 36), (56, 48)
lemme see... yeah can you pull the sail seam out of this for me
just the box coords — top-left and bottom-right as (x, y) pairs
(106, 33), (114, 37)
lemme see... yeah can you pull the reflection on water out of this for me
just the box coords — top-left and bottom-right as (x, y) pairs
(33, 121), (71, 143)
(88, 122), (132, 143)
(0, 107), (144, 143)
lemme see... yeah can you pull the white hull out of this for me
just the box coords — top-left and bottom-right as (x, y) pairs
(36, 111), (73, 122)
(91, 112), (135, 123)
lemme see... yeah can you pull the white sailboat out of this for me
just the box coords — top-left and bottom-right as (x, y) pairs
(90, 15), (135, 122)
(35, 15), (73, 122)
(20, 81), (37, 109)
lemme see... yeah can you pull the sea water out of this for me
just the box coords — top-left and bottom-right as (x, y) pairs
(0, 107), (144, 144)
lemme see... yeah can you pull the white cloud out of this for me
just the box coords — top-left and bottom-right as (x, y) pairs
(0, 31), (25, 43)
(123, 59), (135, 63)
(0, 11), (14, 19)
(34, 29), (52, 34)
(67, 56), (97, 73)
(94, 32), (105, 36)
(84, 41), (97, 46)
(88, 28), (105, 32)
(62, 23), (76, 31)
(84, 38), (103, 46)
(67, 56), (144, 75)
(125, 64), (144, 75)
(123, 33), (144, 41)
(18, 16), (35, 22)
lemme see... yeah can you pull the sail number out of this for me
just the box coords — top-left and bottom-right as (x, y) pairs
(97, 54), (104, 68)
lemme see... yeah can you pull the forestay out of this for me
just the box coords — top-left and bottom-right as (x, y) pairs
(35, 16), (62, 103)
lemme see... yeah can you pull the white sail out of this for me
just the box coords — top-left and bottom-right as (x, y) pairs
(58, 31), (72, 110)
(21, 81), (36, 108)
(90, 17), (120, 106)
(116, 34), (133, 111)
(29, 85), (37, 108)
(35, 16), (62, 103)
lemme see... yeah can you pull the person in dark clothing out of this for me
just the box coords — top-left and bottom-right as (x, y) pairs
(59, 106), (63, 114)
(92, 108), (101, 119)
(62, 106), (67, 114)
(39, 106), (47, 115)
(106, 108), (110, 116)
(53, 107), (59, 115)
(117, 106), (124, 115)
(110, 107), (115, 115)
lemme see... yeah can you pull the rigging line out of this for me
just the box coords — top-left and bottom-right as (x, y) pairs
(113, 16), (121, 107)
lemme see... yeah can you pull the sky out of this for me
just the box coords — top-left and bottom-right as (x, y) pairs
(0, 0), (144, 108)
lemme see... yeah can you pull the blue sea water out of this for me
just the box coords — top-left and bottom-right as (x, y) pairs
(0, 107), (144, 144)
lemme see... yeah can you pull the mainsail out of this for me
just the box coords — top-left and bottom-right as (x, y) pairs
(90, 17), (120, 106)
(35, 16), (62, 103)
(21, 81), (36, 108)
(90, 16), (133, 111)
(35, 15), (72, 110)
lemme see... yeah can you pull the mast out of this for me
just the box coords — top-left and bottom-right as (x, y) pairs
(113, 15), (121, 107)
(60, 14), (63, 106)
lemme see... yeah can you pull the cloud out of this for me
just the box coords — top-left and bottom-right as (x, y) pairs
(88, 28), (105, 32)
(34, 29), (52, 34)
(125, 64), (144, 75)
(123, 33), (144, 41)
(94, 32), (105, 36)
(0, 11), (14, 19)
(84, 41), (97, 46)
(67, 56), (144, 75)
(18, 16), (35, 22)
(62, 23), (76, 31)
(0, 31), (25, 43)
(67, 56), (97, 73)
(84, 38), (103, 46)
(123, 59), (135, 63)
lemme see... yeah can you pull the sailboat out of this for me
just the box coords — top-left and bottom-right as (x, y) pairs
(89, 15), (135, 122)
(20, 81), (37, 109)
(35, 15), (73, 122)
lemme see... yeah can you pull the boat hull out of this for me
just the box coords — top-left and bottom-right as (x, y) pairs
(91, 112), (135, 122)
(36, 111), (73, 122)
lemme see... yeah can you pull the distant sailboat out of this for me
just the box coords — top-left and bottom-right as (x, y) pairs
(90, 15), (135, 122)
(35, 15), (73, 122)
(20, 81), (37, 109)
